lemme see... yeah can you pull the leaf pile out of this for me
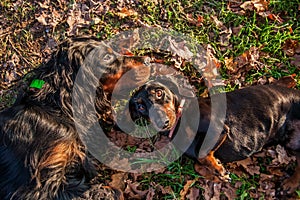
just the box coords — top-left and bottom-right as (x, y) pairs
(0, 0), (300, 199)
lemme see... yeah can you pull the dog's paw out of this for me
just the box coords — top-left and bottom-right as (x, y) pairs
(219, 171), (231, 182)
(214, 163), (231, 182)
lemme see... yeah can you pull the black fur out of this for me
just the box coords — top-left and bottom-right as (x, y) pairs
(0, 37), (144, 199)
(129, 81), (300, 193)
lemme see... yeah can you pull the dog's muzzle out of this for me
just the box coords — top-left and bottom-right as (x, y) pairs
(148, 104), (170, 130)
(130, 99), (170, 131)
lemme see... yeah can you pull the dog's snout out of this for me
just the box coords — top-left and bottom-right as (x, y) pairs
(152, 117), (168, 130)
(136, 103), (146, 113)
(148, 105), (170, 130)
(163, 120), (169, 128)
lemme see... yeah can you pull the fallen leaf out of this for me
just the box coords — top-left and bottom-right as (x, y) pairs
(109, 172), (128, 191)
(274, 145), (294, 165)
(116, 7), (138, 18)
(232, 25), (243, 35)
(266, 166), (284, 176)
(222, 183), (237, 199)
(226, 46), (265, 86)
(156, 184), (173, 195)
(186, 187), (200, 200)
(5, 70), (16, 83)
(180, 180), (195, 200)
(240, 1), (254, 11)
(272, 75), (297, 88)
(211, 182), (222, 200)
(253, 0), (268, 12)
(283, 39), (299, 56)
(224, 57), (237, 72)
(200, 180), (215, 199)
(38, 1), (49, 9)
(66, 2), (91, 35)
(267, 13), (284, 23)
(219, 27), (232, 47)
(146, 187), (155, 200)
(79, 184), (125, 200)
(239, 0), (282, 21)
(211, 15), (224, 29)
(291, 54), (300, 67)
(203, 45), (224, 88)
(36, 13), (48, 25)
(125, 182), (149, 199)
(186, 14), (203, 27)
(257, 76), (268, 85)
(236, 157), (260, 175)
(240, 0), (268, 12)
(227, 1), (246, 15)
(258, 178), (276, 198)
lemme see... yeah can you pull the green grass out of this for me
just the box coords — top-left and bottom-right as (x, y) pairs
(230, 173), (261, 200)
(138, 157), (201, 199)
(296, 190), (300, 198)
(1, 0), (300, 199)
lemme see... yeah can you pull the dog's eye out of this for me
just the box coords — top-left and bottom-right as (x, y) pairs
(102, 53), (115, 64)
(155, 89), (163, 98)
(138, 104), (145, 111)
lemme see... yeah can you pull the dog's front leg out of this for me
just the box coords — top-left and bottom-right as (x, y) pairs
(195, 151), (230, 182)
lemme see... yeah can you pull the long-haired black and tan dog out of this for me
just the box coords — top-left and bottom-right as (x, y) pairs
(0, 37), (151, 199)
(129, 78), (300, 194)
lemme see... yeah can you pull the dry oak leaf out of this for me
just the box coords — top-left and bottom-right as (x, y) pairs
(125, 182), (149, 199)
(266, 166), (284, 176)
(236, 157), (260, 176)
(291, 54), (300, 67)
(240, 46), (261, 68)
(146, 187), (155, 200)
(253, 0), (269, 12)
(240, 0), (269, 12)
(240, 0), (281, 21)
(203, 45), (224, 89)
(199, 180), (218, 199)
(283, 39), (300, 56)
(186, 14), (204, 27)
(186, 187), (200, 200)
(116, 7), (138, 18)
(36, 13), (48, 25)
(66, 2), (91, 35)
(224, 57), (237, 72)
(109, 172), (128, 191)
(273, 145), (295, 165)
(155, 184), (174, 195)
(221, 183), (237, 199)
(272, 75), (297, 88)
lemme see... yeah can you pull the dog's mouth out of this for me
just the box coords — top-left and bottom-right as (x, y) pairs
(133, 104), (173, 132)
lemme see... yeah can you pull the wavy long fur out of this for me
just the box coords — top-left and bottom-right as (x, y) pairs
(0, 37), (122, 200)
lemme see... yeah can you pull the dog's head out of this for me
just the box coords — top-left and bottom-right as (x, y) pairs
(128, 75), (195, 133)
(129, 81), (179, 132)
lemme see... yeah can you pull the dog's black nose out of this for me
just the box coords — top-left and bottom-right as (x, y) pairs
(153, 118), (169, 130)
(163, 120), (169, 128)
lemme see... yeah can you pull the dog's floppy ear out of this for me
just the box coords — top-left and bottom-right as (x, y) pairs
(154, 75), (195, 98)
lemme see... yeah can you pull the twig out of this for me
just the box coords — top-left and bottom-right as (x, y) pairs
(7, 36), (32, 66)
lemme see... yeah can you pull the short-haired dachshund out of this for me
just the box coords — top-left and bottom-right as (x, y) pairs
(129, 79), (300, 194)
